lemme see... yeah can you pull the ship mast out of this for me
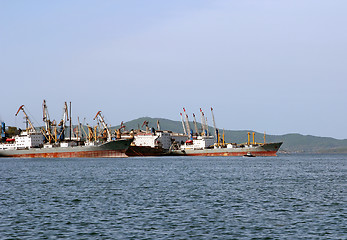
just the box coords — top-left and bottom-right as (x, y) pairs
(69, 102), (72, 141)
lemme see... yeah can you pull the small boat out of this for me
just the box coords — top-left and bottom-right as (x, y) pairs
(243, 152), (255, 157)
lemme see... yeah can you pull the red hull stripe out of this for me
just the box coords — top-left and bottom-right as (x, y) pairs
(6, 150), (127, 158)
(184, 151), (278, 157)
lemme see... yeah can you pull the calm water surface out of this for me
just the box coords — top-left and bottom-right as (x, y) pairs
(0, 154), (346, 239)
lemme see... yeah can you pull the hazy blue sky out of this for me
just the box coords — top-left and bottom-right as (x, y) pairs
(1, 0), (346, 139)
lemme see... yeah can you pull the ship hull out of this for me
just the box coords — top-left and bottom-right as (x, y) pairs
(170, 142), (283, 157)
(0, 139), (132, 158)
(126, 146), (167, 157)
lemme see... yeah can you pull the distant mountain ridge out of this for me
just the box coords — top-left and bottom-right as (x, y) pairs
(114, 117), (347, 153)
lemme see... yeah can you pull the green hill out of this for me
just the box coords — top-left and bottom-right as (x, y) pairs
(114, 117), (347, 153)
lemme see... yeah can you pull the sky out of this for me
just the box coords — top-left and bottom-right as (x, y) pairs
(1, 0), (346, 139)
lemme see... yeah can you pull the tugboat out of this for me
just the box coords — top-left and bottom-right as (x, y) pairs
(243, 152), (255, 157)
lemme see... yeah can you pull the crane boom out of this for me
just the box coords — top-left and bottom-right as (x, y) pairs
(62, 102), (69, 129)
(42, 100), (51, 132)
(205, 116), (209, 136)
(200, 108), (207, 136)
(57, 102), (69, 141)
(211, 107), (218, 141)
(157, 120), (161, 131)
(93, 111), (111, 141)
(15, 105), (36, 133)
(192, 113), (199, 136)
(183, 108), (191, 139)
(180, 113), (187, 135)
(42, 100), (57, 142)
(200, 108), (205, 135)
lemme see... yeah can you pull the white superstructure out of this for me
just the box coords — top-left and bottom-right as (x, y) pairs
(132, 131), (188, 150)
(180, 135), (215, 150)
(133, 131), (170, 149)
(0, 132), (44, 150)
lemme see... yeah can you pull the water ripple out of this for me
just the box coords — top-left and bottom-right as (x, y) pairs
(0, 154), (346, 239)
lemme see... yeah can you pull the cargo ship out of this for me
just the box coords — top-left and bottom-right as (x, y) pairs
(125, 130), (187, 157)
(169, 135), (282, 157)
(116, 121), (187, 157)
(0, 132), (132, 158)
(0, 102), (132, 158)
(168, 108), (283, 157)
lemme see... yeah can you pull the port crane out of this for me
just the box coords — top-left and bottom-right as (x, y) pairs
(192, 113), (199, 136)
(42, 100), (51, 134)
(205, 115), (209, 136)
(93, 111), (111, 142)
(180, 113), (187, 135)
(183, 108), (192, 139)
(15, 105), (36, 133)
(157, 120), (161, 131)
(142, 121), (149, 133)
(76, 117), (84, 141)
(211, 107), (218, 143)
(200, 108), (208, 136)
(57, 102), (69, 141)
(115, 121), (126, 139)
(41, 100), (55, 143)
(85, 124), (97, 142)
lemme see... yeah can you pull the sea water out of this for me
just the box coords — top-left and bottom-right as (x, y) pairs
(0, 155), (346, 239)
